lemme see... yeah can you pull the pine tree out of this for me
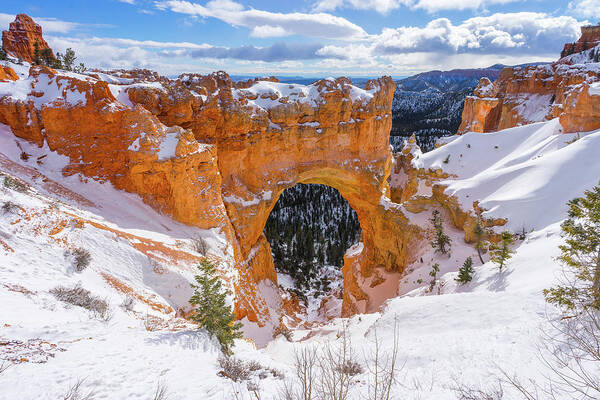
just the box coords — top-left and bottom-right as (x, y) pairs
(490, 231), (515, 272)
(455, 257), (474, 284)
(429, 263), (440, 291)
(474, 218), (486, 264)
(544, 184), (600, 311)
(62, 48), (77, 71)
(430, 210), (451, 254)
(33, 40), (42, 65)
(41, 48), (55, 66)
(189, 259), (242, 354)
(0, 46), (7, 61)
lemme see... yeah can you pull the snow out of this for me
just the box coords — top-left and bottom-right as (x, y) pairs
(157, 131), (179, 160)
(413, 119), (600, 232)
(590, 81), (600, 96)
(0, 60), (599, 399)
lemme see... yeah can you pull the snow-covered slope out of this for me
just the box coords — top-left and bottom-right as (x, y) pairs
(0, 80), (599, 398)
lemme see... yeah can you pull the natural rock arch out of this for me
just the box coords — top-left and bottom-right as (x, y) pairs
(0, 65), (423, 327)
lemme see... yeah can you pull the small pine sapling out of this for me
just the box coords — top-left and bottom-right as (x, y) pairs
(473, 219), (486, 264)
(490, 231), (515, 272)
(190, 259), (242, 354)
(544, 184), (600, 310)
(429, 263), (440, 291)
(455, 257), (474, 284)
(430, 210), (451, 254)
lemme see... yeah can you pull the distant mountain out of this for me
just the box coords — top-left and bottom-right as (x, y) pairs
(390, 63), (549, 151)
(390, 65), (505, 151)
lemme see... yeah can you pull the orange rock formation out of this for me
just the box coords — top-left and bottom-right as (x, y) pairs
(2, 14), (54, 64)
(459, 29), (600, 135)
(0, 60), (424, 323)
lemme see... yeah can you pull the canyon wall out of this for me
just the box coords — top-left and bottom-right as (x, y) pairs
(460, 28), (600, 135)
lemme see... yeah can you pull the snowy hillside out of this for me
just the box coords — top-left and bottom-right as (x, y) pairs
(1, 102), (598, 399)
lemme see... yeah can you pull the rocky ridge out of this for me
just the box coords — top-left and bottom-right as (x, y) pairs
(2, 14), (54, 64)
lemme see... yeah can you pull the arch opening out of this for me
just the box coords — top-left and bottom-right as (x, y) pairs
(264, 183), (361, 321)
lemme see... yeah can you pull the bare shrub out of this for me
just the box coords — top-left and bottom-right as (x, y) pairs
(451, 379), (504, 400)
(3, 176), (29, 193)
(218, 355), (253, 382)
(1, 201), (20, 214)
(365, 316), (402, 400)
(121, 296), (135, 312)
(50, 284), (111, 321)
(144, 314), (163, 331)
(152, 381), (169, 400)
(191, 235), (208, 256)
(0, 362), (10, 375)
(61, 379), (95, 400)
(278, 346), (318, 400)
(316, 323), (358, 400)
(273, 324), (293, 342)
(66, 248), (91, 272)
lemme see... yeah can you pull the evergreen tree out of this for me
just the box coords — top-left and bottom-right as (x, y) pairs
(0, 46), (7, 61)
(455, 257), (474, 284)
(490, 231), (515, 272)
(544, 184), (600, 311)
(40, 48), (55, 66)
(473, 218), (486, 264)
(429, 263), (440, 291)
(189, 259), (242, 354)
(61, 48), (77, 71)
(33, 40), (42, 65)
(430, 210), (451, 254)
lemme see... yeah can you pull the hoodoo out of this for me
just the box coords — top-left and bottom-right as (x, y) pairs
(2, 14), (54, 63)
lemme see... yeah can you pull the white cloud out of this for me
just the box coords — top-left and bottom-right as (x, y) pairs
(312, 0), (519, 14)
(119, 0), (136, 4)
(154, 0), (367, 39)
(0, 13), (79, 33)
(314, 0), (401, 14)
(250, 25), (289, 38)
(373, 13), (582, 56)
(568, 0), (600, 18)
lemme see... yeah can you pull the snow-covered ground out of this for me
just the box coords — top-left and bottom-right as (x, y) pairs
(0, 95), (598, 399)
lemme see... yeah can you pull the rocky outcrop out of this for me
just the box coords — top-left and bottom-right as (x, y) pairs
(561, 25), (600, 59)
(2, 14), (54, 63)
(0, 66), (18, 82)
(459, 33), (600, 135)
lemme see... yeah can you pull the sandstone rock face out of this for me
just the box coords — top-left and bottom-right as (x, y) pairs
(0, 66), (18, 82)
(459, 61), (600, 134)
(561, 25), (600, 59)
(0, 62), (423, 323)
(2, 14), (54, 63)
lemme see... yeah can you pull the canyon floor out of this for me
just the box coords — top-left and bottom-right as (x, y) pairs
(1, 113), (598, 399)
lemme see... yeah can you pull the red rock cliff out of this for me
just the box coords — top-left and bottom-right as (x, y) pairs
(2, 14), (55, 63)
(459, 31), (600, 135)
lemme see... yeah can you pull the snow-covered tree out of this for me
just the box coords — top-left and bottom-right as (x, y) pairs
(189, 259), (242, 354)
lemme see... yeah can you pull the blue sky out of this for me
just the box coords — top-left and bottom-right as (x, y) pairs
(1, 0), (598, 77)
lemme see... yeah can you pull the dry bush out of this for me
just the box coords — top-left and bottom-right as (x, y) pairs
(121, 296), (135, 312)
(316, 324), (359, 400)
(451, 379), (504, 400)
(3, 176), (29, 193)
(191, 235), (208, 256)
(50, 284), (111, 321)
(152, 381), (169, 400)
(0, 362), (10, 375)
(61, 379), (95, 400)
(1, 201), (20, 214)
(219, 356), (283, 383)
(66, 248), (91, 272)
(365, 316), (402, 400)
(218, 356), (253, 382)
(273, 324), (293, 342)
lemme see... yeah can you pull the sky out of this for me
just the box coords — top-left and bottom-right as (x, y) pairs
(1, 0), (599, 77)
